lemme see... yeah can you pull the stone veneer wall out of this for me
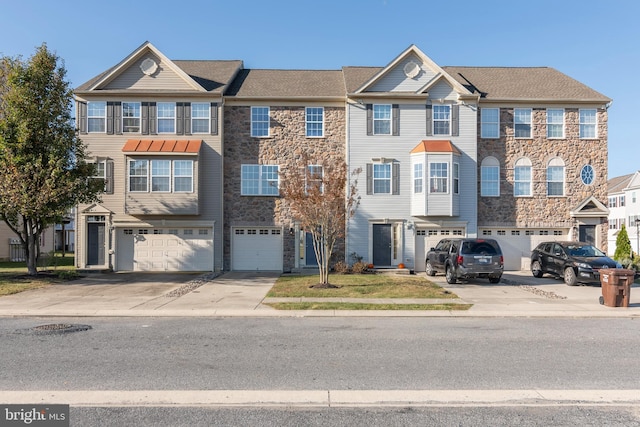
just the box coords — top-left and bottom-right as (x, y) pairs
(223, 106), (346, 271)
(477, 107), (609, 248)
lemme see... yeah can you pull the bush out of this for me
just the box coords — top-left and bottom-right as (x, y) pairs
(333, 261), (351, 274)
(56, 270), (79, 281)
(351, 261), (368, 274)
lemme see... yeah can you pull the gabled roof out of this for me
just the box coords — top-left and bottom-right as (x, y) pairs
(608, 173), (635, 194)
(410, 140), (461, 155)
(75, 41), (242, 95)
(225, 69), (345, 98)
(570, 196), (609, 217)
(346, 45), (472, 97)
(443, 66), (611, 103)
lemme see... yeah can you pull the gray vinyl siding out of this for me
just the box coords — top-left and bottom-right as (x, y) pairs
(369, 55), (438, 92)
(104, 55), (195, 91)
(428, 81), (460, 101)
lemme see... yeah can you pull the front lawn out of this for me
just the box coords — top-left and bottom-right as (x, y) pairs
(0, 253), (77, 296)
(267, 273), (458, 299)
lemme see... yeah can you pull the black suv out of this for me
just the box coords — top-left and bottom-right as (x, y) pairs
(425, 238), (504, 284)
(530, 241), (621, 286)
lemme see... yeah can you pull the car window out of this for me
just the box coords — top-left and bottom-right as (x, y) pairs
(461, 240), (499, 255)
(450, 242), (458, 254)
(552, 244), (564, 256)
(567, 244), (606, 257)
(541, 243), (551, 253)
(435, 240), (450, 252)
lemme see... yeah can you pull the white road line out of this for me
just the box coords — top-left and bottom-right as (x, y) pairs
(2, 390), (640, 407)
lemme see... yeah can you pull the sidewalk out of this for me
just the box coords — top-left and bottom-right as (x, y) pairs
(0, 270), (637, 318)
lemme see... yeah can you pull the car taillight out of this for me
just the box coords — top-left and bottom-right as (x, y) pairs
(457, 255), (464, 265)
(500, 255), (504, 265)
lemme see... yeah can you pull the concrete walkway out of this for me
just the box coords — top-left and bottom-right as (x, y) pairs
(0, 270), (637, 318)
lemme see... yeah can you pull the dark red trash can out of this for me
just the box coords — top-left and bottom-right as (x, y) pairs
(599, 269), (635, 307)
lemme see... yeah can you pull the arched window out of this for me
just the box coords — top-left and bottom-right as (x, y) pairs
(514, 157), (532, 197)
(546, 158), (565, 196)
(481, 157), (500, 197)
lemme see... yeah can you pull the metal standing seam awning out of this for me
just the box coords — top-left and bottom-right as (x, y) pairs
(122, 139), (202, 154)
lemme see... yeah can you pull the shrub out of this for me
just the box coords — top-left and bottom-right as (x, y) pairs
(333, 261), (351, 274)
(351, 261), (368, 274)
(56, 270), (79, 281)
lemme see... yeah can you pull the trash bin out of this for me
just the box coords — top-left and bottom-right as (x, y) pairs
(599, 268), (635, 307)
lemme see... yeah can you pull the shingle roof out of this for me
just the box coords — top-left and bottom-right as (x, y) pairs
(442, 66), (611, 102)
(342, 67), (383, 93)
(225, 69), (345, 97)
(608, 173), (635, 194)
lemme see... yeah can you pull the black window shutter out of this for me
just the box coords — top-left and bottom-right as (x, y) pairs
(366, 163), (373, 195)
(392, 104), (399, 136)
(105, 160), (114, 194)
(113, 102), (122, 135)
(106, 102), (114, 135)
(211, 102), (218, 135)
(176, 103), (184, 135)
(149, 102), (157, 135)
(141, 102), (149, 135)
(183, 102), (191, 135)
(451, 104), (459, 136)
(392, 163), (400, 195)
(78, 102), (87, 134)
(366, 104), (373, 136)
(425, 103), (432, 136)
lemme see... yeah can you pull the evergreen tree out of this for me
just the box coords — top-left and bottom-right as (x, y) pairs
(614, 223), (632, 261)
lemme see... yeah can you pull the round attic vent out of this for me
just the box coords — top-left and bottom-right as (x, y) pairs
(140, 58), (158, 76)
(403, 61), (421, 78)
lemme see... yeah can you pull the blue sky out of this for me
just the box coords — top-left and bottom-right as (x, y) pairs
(2, 0), (638, 178)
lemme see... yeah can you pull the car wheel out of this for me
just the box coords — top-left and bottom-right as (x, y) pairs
(488, 276), (501, 284)
(425, 261), (436, 276)
(564, 267), (578, 286)
(445, 266), (457, 284)
(531, 260), (543, 278)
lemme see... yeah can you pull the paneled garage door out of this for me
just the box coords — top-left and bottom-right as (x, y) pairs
(232, 227), (283, 271)
(481, 229), (568, 271)
(116, 228), (213, 272)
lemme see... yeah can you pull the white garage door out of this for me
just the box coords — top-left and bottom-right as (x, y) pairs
(481, 229), (569, 271)
(117, 228), (213, 272)
(232, 227), (283, 271)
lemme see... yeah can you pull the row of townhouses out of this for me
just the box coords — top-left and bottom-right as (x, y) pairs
(73, 42), (611, 273)
(607, 172), (640, 257)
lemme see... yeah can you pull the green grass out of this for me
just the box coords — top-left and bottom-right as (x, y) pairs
(0, 253), (77, 296)
(266, 302), (472, 310)
(268, 273), (457, 299)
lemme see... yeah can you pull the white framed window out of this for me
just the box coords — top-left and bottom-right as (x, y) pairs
(373, 163), (391, 194)
(414, 163), (423, 194)
(546, 108), (564, 138)
(251, 107), (270, 137)
(579, 109), (597, 138)
(429, 162), (448, 193)
(373, 104), (391, 135)
(129, 159), (148, 192)
(481, 157), (500, 196)
(609, 196), (617, 208)
(305, 107), (324, 137)
(453, 162), (459, 194)
(306, 165), (323, 193)
(157, 102), (176, 133)
(128, 159), (193, 193)
(514, 157), (532, 197)
(151, 160), (171, 192)
(191, 103), (210, 133)
(481, 108), (499, 138)
(433, 105), (451, 135)
(620, 195), (625, 207)
(241, 164), (279, 195)
(514, 108), (532, 138)
(122, 102), (141, 133)
(87, 101), (106, 133)
(546, 158), (565, 196)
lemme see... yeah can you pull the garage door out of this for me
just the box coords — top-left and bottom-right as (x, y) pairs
(117, 228), (213, 272)
(481, 229), (569, 271)
(232, 227), (283, 271)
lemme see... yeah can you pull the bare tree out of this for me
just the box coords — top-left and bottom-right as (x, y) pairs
(280, 156), (360, 287)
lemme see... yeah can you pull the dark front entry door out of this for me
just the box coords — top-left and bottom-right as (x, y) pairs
(579, 225), (596, 246)
(305, 232), (318, 266)
(373, 224), (392, 266)
(87, 223), (105, 265)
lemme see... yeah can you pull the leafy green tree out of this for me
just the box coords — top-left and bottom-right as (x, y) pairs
(614, 223), (632, 261)
(0, 44), (103, 275)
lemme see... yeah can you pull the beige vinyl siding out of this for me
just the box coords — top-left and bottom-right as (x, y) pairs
(428, 81), (460, 102)
(104, 55), (196, 91)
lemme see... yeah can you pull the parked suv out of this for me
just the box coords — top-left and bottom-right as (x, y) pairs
(530, 241), (621, 286)
(425, 238), (504, 284)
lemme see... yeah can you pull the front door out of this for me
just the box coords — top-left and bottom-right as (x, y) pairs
(373, 224), (392, 266)
(87, 222), (105, 266)
(579, 225), (596, 246)
(305, 232), (318, 266)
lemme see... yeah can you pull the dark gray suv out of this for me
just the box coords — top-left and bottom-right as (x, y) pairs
(425, 238), (504, 284)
